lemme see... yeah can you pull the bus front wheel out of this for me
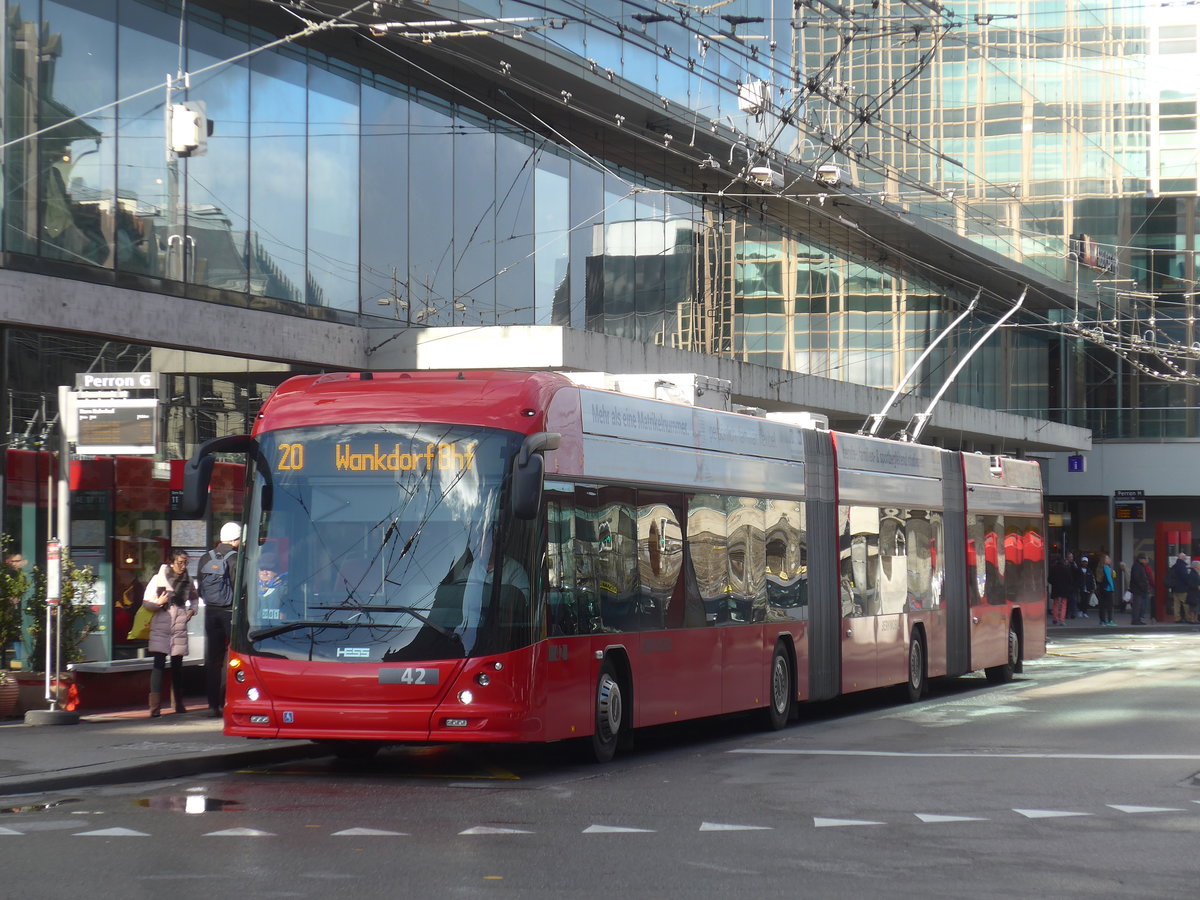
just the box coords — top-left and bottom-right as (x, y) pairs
(590, 660), (623, 764)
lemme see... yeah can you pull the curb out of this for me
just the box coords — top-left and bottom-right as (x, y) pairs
(0, 741), (328, 798)
(1053, 623), (1200, 637)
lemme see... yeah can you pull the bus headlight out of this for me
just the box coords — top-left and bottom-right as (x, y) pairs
(247, 687), (261, 701)
(457, 690), (474, 705)
(475, 672), (490, 686)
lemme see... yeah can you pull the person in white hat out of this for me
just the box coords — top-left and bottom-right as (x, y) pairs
(197, 522), (241, 717)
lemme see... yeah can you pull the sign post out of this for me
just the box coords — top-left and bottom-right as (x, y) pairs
(44, 539), (61, 709)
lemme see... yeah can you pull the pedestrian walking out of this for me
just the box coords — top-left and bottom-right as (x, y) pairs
(1187, 560), (1200, 625)
(142, 548), (198, 717)
(197, 522), (240, 717)
(1128, 552), (1154, 625)
(1095, 553), (1116, 625)
(1076, 555), (1095, 619)
(1047, 555), (1074, 626)
(1065, 552), (1083, 619)
(1168, 553), (1190, 623)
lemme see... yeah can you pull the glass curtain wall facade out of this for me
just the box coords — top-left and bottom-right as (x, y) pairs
(1, 0), (1048, 415)
(797, 0), (1200, 438)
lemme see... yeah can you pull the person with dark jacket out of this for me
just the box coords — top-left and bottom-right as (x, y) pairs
(1168, 554), (1190, 623)
(1047, 556), (1074, 626)
(1128, 552), (1154, 625)
(1186, 560), (1200, 624)
(197, 522), (240, 717)
(1075, 554), (1094, 619)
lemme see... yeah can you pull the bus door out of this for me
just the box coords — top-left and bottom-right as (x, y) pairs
(670, 493), (726, 722)
(968, 515), (1007, 670)
(840, 505), (878, 692)
(873, 509), (909, 686)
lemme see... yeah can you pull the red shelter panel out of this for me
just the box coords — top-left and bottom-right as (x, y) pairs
(1154, 522), (1191, 622)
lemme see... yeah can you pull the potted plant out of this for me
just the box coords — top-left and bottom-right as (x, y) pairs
(0, 536), (31, 717)
(23, 552), (98, 673)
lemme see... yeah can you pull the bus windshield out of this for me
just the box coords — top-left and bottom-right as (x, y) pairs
(237, 423), (528, 662)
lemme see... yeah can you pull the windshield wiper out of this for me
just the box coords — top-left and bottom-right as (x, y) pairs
(312, 603), (461, 642)
(247, 621), (362, 642)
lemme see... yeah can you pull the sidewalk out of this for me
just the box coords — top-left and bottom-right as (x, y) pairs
(0, 702), (324, 798)
(2, 615), (1197, 798)
(1049, 610), (1200, 636)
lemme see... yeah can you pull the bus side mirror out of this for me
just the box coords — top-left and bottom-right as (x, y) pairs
(511, 431), (561, 520)
(180, 434), (254, 518)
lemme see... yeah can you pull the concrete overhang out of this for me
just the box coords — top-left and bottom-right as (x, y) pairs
(0, 268), (365, 369)
(2, 268), (1087, 453)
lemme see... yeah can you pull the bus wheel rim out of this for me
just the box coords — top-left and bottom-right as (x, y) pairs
(771, 655), (789, 713)
(909, 641), (923, 688)
(597, 674), (621, 740)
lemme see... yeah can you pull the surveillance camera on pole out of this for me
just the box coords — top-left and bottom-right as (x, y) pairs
(748, 165), (778, 187)
(815, 164), (843, 187)
(168, 101), (212, 157)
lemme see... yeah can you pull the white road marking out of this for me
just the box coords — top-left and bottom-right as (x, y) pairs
(0, 827), (23, 835)
(699, 822), (771, 831)
(733, 749), (1200, 760)
(914, 813), (989, 823)
(1106, 804), (1184, 814)
(583, 824), (655, 833)
(1013, 809), (1091, 819)
(332, 827), (408, 836)
(74, 827), (149, 836)
(204, 827), (275, 836)
(459, 826), (533, 835)
(813, 817), (885, 827)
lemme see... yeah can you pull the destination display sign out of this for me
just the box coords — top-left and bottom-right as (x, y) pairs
(1113, 500), (1146, 522)
(326, 441), (478, 473)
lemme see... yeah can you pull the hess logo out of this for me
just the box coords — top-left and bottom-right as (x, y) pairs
(336, 647), (370, 658)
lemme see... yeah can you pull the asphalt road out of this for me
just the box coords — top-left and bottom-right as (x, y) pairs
(3, 631), (1199, 899)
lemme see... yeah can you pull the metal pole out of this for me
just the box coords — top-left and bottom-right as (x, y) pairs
(45, 538), (61, 709)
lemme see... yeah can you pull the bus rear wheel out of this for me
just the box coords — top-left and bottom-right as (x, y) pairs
(985, 623), (1019, 684)
(590, 660), (624, 764)
(905, 633), (927, 702)
(763, 643), (793, 730)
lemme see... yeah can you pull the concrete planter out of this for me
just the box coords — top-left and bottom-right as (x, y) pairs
(0, 674), (19, 719)
(14, 673), (75, 714)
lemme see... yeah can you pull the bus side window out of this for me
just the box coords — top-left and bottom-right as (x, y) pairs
(637, 498), (684, 631)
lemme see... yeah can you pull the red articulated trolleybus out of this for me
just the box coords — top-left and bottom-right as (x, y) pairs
(182, 370), (1046, 762)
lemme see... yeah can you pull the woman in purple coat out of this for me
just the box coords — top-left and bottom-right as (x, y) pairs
(142, 548), (198, 716)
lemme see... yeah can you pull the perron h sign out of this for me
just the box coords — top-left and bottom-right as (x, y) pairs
(75, 398), (158, 455)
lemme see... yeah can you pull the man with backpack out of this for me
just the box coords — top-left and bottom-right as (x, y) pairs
(198, 522), (240, 717)
(1077, 555), (1096, 618)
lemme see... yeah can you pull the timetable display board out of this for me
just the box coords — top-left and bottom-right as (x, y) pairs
(75, 398), (158, 455)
